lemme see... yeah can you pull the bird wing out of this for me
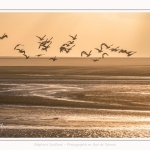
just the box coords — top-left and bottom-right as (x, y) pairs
(23, 54), (27, 57)
(36, 36), (41, 39)
(105, 43), (109, 48)
(71, 45), (75, 48)
(81, 51), (84, 56)
(81, 51), (86, 56)
(69, 35), (73, 38)
(14, 44), (20, 50)
(101, 43), (108, 49)
(103, 53), (109, 58)
(95, 48), (99, 51)
(50, 37), (53, 40)
(42, 35), (46, 39)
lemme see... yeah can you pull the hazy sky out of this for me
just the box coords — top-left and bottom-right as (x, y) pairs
(0, 12), (150, 57)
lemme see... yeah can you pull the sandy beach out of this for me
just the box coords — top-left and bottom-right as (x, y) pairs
(0, 58), (150, 138)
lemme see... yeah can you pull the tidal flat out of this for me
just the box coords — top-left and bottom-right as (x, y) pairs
(0, 58), (150, 137)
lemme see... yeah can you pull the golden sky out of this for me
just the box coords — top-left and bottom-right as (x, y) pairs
(0, 12), (150, 57)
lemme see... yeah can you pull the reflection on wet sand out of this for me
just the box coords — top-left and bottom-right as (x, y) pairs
(0, 65), (150, 137)
(1, 105), (150, 137)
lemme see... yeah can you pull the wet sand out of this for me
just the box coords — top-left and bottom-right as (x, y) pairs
(0, 105), (150, 138)
(0, 63), (150, 138)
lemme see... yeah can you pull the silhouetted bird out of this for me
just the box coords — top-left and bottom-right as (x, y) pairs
(41, 44), (50, 51)
(81, 50), (92, 57)
(63, 45), (75, 53)
(102, 53), (109, 58)
(69, 34), (77, 40)
(95, 48), (103, 53)
(44, 38), (53, 44)
(49, 56), (57, 61)
(0, 33), (8, 39)
(36, 35), (46, 41)
(16, 49), (25, 54)
(93, 58), (101, 62)
(60, 46), (68, 53)
(67, 45), (75, 52)
(14, 44), (24, 50)
(100, 43), (113, 50)
(62, 43), (70, 47)
(118, 49), (127, 53)
(38, 39), (52, 49)
(126, 51), (136, 57)
(67, 41), (74, 44)
(38, 39), (48, 48)
(110, 48), (119, 52)
(35, 54), (45, 57)
(23, 54), (29, 59)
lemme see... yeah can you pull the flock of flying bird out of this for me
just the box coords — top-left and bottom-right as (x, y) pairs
(82, 43), (137, 62)
(0, 33), (137, 61)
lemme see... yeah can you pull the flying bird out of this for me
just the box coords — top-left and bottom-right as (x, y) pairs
(69, 34), (77, 40)
(0, 33), (8, 39)
(44, 38), (53, 44)
(38, 39), (52, 49)
(60, 46), (68, 53)
(41, 44), (51, 51)
(49, 56), (57, 61)
(100, 43), (113, 50)
(118, 49), (127, 53)
(102, 53), (109, 58)
(38, 39), (48, 48)
(126, 51), (136, 57)
(110, 48), (119, 52)
(36, 35), (46, 41)
(35, 54), (45, 57)
(62, 43), (70, 47)
(63, 45), (75, 53)
(81, 50), (92, 57)
(67, 45), (75, 52)
(95, 48), (103, 53)
(17, 49), (25, 54)
(67, 41), (74, 44)
(93, 58), (101, 62)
